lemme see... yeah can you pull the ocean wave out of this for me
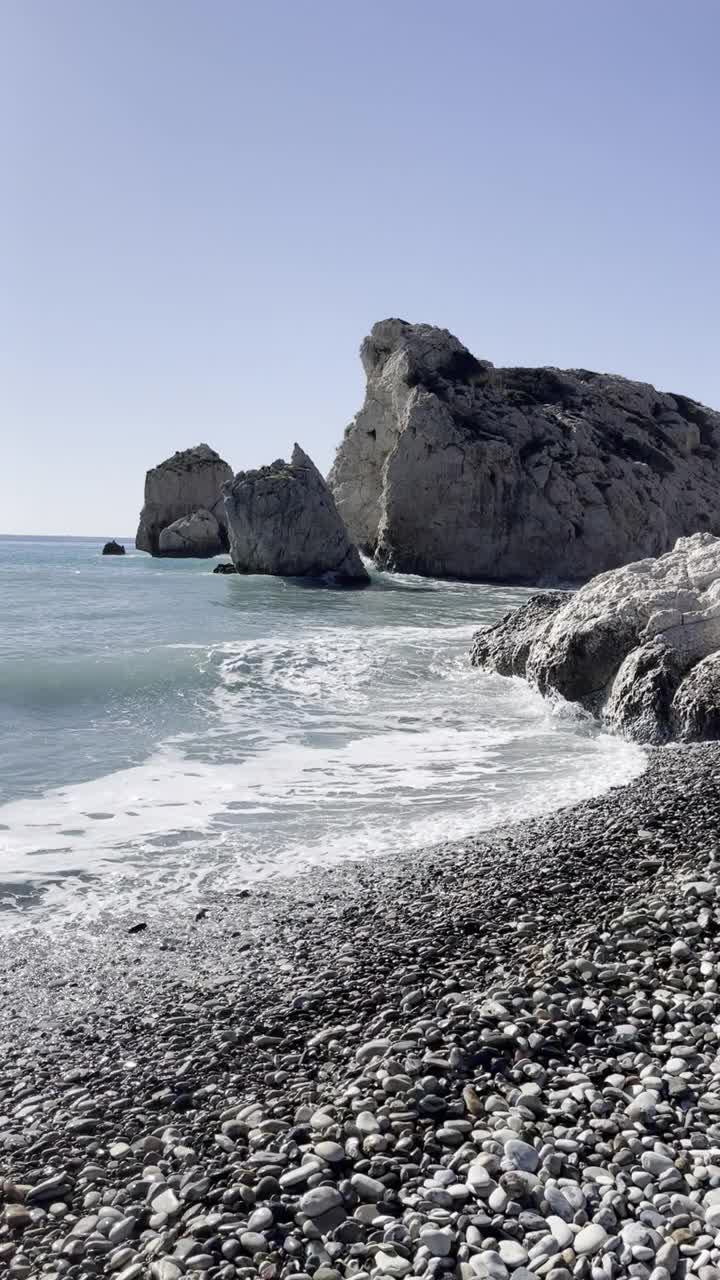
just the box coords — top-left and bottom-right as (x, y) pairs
(0, 644), (215, 708)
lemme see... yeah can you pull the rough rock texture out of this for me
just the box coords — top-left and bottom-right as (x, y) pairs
(213, 561), (238, 574)
(157, 508), (222, 557)
(328, 319), (720, 582)
(467, 591), (568, 678)
(471, 533), (720, 743)
(673, 652), (720, 740)
(224, 444), (370, 584)
(136, 444), (233, 556)
(101, 540), (125, 555)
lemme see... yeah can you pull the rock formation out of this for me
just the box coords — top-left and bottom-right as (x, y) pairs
(223, 444), (370, 585)
(102, 540), (125, 555)
(471, 533), (720, 743)
(157, 510), (223, 558)
(328, 319), (720, 582)
(136, 445), (233, 557)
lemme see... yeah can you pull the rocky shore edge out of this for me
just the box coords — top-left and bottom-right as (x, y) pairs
(2, 743), (720, 1280)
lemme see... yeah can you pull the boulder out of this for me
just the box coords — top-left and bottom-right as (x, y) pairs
(213, 562), (238, 575)
(102, 540), (125, 556)
(470, 591), (567, 678)
(672, 653), (720, 741)
(470, 533), (720, 742)
(136, 444), (233, 556)
(157, 509), (223, 558)
(223, 444), (370, 585)
(328, 319), (720, 582)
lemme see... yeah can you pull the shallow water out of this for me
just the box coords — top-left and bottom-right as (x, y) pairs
(0, 536), (646, 926)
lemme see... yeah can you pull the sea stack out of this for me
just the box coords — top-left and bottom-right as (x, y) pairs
(471, 532), (720, 743)
(223, 444), (370, 585)
(102, 540), (125, 555)
(328, 319), (720, 582)
(136, 444), (233, 557)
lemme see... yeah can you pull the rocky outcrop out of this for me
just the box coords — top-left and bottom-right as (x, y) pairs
(157, 510), (223, 558)
(136, 445), (233, 557)
(329, 319), (720, 582)
(471, 533), (720, 743)
(213, 562), (238, 575)
(102, 540), (125, 555)
(223, 445), (369, 585)
(672, 653), (720, 741)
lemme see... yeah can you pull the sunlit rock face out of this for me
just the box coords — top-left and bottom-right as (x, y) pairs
(329, 319), (720, 582)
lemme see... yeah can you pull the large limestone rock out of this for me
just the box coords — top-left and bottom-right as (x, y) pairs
(328, 319), (720, 582)
(223, 444), (370, 585)
(157, 509), (222, 558)
(471, 533), (720, 743)
(136, 444), (233, 556)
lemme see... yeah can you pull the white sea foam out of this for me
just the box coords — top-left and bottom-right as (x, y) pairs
(0, 542), (647, 925)
(0, 626), (645, 922)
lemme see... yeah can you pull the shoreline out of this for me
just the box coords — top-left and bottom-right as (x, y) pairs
(3, 741), (720, 1276)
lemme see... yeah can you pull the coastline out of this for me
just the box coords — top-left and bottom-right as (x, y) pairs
(3, 741), (720, 1276)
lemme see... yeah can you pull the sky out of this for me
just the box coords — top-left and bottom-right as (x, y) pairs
(2, 0), (719, 536)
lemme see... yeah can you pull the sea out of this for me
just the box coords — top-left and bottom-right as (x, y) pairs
(0, 536), (646, 928)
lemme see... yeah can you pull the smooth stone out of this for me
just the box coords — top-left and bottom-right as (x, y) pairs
(352, 1174), (386, 1201)
(505, 1140), (540, 1173)
(420, 1227), (453, 1257)
(151, 1189), (181, 1217)
(547, 1218), (574, 1250)
(300, 1186), (344, 1218)
(374, 1252), (412, 1277)
(356, 1041), (392, 1064)
(499, 1241), (530, 1267)
(574, 1225), (608, 1256)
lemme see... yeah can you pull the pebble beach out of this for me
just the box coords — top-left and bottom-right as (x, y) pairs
(3, 742), (720, 1280)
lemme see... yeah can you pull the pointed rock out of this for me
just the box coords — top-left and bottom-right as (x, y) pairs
(223, 444), (369, 585)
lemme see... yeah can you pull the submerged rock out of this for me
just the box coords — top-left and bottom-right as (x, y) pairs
(223, 444), (370, 585)
(136, 444), (232, 557)
(329, 318), (720, 582)
(471, 532), (720, 742)
(102, 540), (125, 555)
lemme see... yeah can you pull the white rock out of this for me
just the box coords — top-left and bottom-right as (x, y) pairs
(546, 1216), (574, 1249)
(469, 1250), (508, 1279)
(472, 532), (720, 744)
(573, 1224), (608, 1256)
(356, 1111), (380, 1136)
(150, 1188), (181, 1216)
(467, 1162), (495, 1197)
(498, 1241), (529, 1267)
(374, 1251), (412, 1277)
(705, 1203), (720, 1231)
(419, 1227), (453, 1256)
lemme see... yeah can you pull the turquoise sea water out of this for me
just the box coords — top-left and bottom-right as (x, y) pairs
(0, 537), (646, 926)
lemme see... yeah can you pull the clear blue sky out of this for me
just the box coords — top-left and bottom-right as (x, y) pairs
(3, 0), (719, 535)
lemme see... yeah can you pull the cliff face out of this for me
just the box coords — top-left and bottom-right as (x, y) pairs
(223, 444), (369, 585)
(136, 445), (233, 557)
(328, 320), (720, 583)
